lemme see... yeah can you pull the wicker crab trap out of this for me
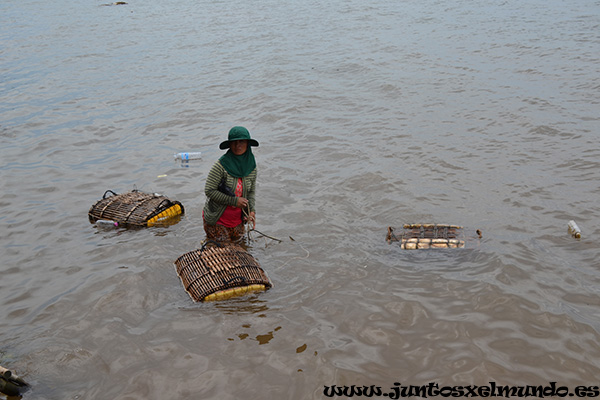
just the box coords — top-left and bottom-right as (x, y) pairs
(1, 365), (30, 397)
(88, 189), (184, 227)
(386, 224), (482, 249)
(174, 242), (272, 302)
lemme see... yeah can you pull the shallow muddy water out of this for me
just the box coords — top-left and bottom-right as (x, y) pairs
(1, 0), (599, 398)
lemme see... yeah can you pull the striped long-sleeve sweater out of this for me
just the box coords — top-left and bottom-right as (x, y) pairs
(203, 160), (257, 225)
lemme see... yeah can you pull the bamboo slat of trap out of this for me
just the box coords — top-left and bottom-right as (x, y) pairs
(386, 224), (479, 249)
(174, 243), (272, 302)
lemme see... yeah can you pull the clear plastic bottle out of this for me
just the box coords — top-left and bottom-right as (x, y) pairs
(174, 152), (202, 160)
(96, 220), (119, 228)
(568, 220), (581, 238)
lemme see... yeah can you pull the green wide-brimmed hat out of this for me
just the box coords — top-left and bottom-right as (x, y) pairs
(219, 126), (260, 150)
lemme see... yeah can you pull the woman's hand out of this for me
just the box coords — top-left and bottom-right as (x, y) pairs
(245, 211), (256, 229)
(236, 197), (255, 228)
(236, 197), (249, 209)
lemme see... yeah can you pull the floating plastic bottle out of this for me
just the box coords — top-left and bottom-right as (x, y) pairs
(174, 152), (202, 161)
(96, 220), (119, 228)
(568, 220), (581, 238)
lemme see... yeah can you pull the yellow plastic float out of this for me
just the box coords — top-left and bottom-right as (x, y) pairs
(203, 284), (268, 302)
(146, 203), (183, 226)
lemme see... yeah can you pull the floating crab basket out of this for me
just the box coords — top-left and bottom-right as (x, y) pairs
(88, 190), (184, 227)
(386, 224), (479, 249)
(174, 242), (272, 302)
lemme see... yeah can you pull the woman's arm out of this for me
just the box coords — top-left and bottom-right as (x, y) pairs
(246, 169), (257, 212)
(245, 168), (257, 228)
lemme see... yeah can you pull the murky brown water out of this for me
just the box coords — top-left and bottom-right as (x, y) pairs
(1, 0), (599, 398)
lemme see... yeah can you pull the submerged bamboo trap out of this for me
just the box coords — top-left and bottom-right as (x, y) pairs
(386, 224), (481, 249)
(0, 365), (30, 397)
(174, 242), (272, 302)
(88, 190), (184, 227)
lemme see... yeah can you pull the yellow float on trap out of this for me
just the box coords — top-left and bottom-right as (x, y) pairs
(174, 242), (272, 302)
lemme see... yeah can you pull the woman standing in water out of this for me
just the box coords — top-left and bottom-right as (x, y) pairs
(203, 126), (258, 242)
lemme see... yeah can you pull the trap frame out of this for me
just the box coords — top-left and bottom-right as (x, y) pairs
(386, 224), (481, 249)
(88, 189), (184, 227)
(174, 241), (272, 302)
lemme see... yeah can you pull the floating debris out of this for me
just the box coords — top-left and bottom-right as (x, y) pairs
(100, 1), (127, 6)
(174, 152), (202, 161)
(568, 220), (581, 238)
